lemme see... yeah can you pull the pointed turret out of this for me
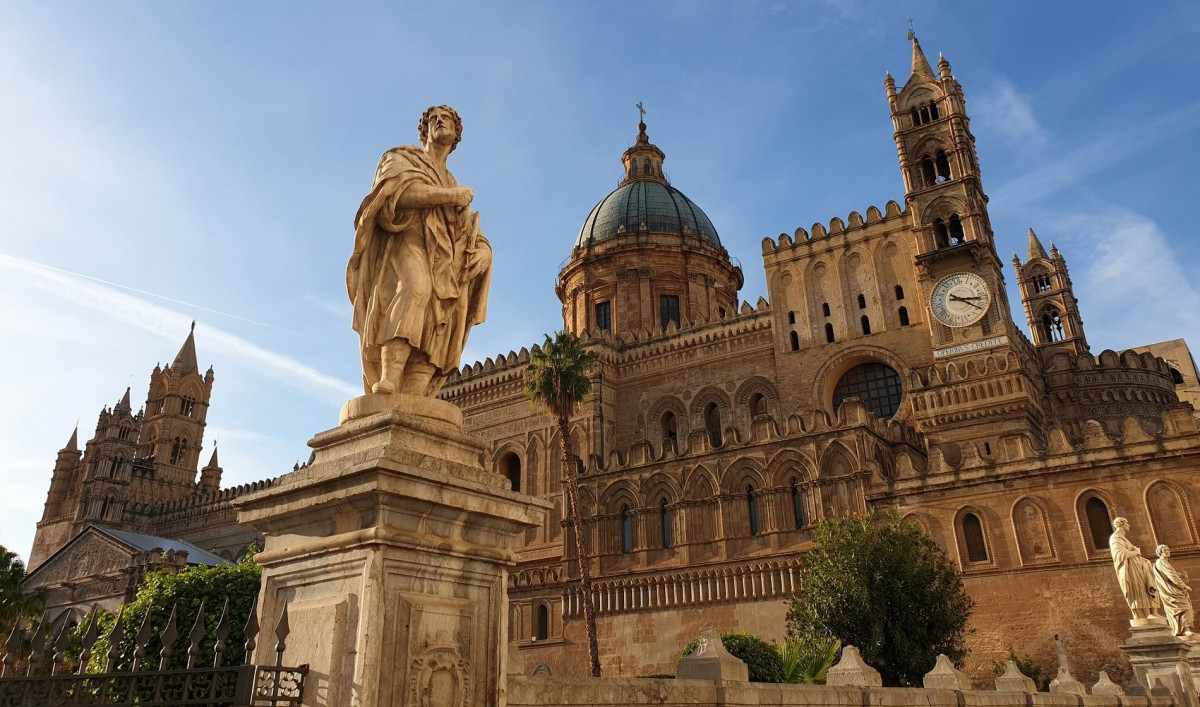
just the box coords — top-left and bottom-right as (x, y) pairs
(172, 322), (199, 376)
(199, 444), (222, 492)
(64, 426), (79, 452)
(910, 36), (935, 79)
(1027, 228), (1049, 261)
(114, 387), (132, 415)
(206, 446), (219, 469)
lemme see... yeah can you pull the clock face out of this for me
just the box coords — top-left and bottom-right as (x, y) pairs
(930, 272), (992, 328)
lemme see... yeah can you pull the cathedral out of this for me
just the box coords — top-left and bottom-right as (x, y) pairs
(25, 36), (1200, 683)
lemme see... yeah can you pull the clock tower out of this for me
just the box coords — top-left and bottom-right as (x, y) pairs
(886, 37), (1046, 447)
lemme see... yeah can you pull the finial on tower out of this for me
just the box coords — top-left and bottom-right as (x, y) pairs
(907, 18), (916, 41)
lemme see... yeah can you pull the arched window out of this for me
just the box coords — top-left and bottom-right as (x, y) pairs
(833, 362), (903, 419)
(929, 102), (940, 120)
(747, 484), (759, 536)
(1085, 496), (1113, 551)
(180, 397), (195, 417)
(857, 294), (866, 310)
(789, 331), (800, 351)
(962, 512), (988, 562)
(825, 323), (835, 343)
(535, 604), (549, 641)
(620, 504), (633, 554)
(790, 477), (804, 529)
(704, 402), (723, 447)
(898, 306), (910, 326)
(660, 498), (672, 549)
(1041, 307), (1064, 343)
(948, 214), (965, 244)
(920, 105), (932, 124)
(920, 154), (936, 187)
(910, 107), (921, 126)
(822, 302), (831, 317)
(1171, 368), (1185, 385)
(933, 219), (950, 249)
(500, 452), (522, 492)
(630, 160), (638, 176)
(109, 456), (123, 477)
(861, 315), (871, 336)
(894, 285), (905, 301)
(1031, 270), (1053, 293)
(645, 159), (653, 175)
(661, 411), (678, 446)
(170, 437), (183, 464)
(935, 149), (952, 182)
(749, 393), (768, 418)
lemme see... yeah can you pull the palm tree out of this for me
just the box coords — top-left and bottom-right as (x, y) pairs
(524, 330), (601, 677)
(780, 636), (841, 685)
(0, 546), (43, 643)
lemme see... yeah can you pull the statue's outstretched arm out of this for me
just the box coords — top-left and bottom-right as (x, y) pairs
(397, 183), (472, 210)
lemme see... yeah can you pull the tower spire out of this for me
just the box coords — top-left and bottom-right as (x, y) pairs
(172, 321), (199, 376)
(1027, 228), (1049, 261)
(64, 425), (79, 452)
(910, 35), (935, 79)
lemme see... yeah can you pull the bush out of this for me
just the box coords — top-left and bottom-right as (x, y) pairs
(682, 631), (785, 683)
(787, 510), (974, 686)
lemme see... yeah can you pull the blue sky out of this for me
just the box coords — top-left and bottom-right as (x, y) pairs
(2, 1), (1199, 562)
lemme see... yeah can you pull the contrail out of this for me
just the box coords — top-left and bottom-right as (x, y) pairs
(0, 252), (312, 338)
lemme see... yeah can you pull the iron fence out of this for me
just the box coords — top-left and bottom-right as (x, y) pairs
(0, 600), (306, 707)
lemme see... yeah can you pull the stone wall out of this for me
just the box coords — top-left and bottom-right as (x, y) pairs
(507, 677), (1175, 707)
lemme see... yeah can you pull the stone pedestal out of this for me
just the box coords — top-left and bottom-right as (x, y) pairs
(236, 395), (550, 707)
(1120, 621), (1198, 707)
(676, 630), (748, 682)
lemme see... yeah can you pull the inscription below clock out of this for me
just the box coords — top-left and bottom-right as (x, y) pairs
(930, 272), (992, 328)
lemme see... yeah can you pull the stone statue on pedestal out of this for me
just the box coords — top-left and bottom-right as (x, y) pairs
(1153, 544), (1195, 637)
(1110, 517), (1162, 622)
(347, 105), (492, 399)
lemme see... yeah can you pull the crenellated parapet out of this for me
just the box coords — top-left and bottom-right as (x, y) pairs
(1042, 348), (1180, 425)
(760, 201), (906, 255)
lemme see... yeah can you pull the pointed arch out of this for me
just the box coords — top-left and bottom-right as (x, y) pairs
(954, 506), (994, 567)
(734, 376), (780, 427)
(1011, 496), (1057, 565)
(1145, 480), (1197, 548)
(648, 396), (689, 451)
(818, 442), (858, 478)
(720, 456), (766, 494)
(766, 449), (817, 486)
(1075, 489), (1117, 556)
(683, 465), (718, 501)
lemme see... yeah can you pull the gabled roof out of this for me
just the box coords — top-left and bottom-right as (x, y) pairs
(93, 526), (226, 566)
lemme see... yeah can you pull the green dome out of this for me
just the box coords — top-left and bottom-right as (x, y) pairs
(576, 180), (721, 248)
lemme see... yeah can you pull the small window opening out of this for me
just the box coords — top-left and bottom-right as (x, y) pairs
(535, 604), (549, 641)
(822, 302), (831, 317)
(861, 315), (871, 336)
(920, 105), (932, 124)
(910, 107), (921, 127)
(718, 307), (727, 318)
(749, 392), (767, 418)
(789, 331), (800, 351)
(630, 161), (638, 176)
(825, 323), (835, 343)
(181, 397), (195, 417)
(984, 442), (992, 456)
(620, 504), (633, 554)
(787, 311), (796, 324)
(704, 402), (722, 447)
(962, 512), (988, 562)
(643, 159), (651, 176)
(948, 214), (965, 244)
(595, 301), (612, 332)
(935, 150), (952, 182)
(170, 437), (183, 464)
(790, 477), (804, 529)
(661, 411), (678, 445)
(929, 101), (940, 120)
(659, 295), (680, 330)
(933, 219), (950, 249)
(1033, 273), (1053, 293)
(1085, 496), (1113, 551)
(501, 452), (522, 492)
(1171, 368), (1185, 385)
(1041, 308), (1064, 343)
(920, 154), (936, 187)
(660, 498), (672, 549)
(894, 285), (905, 301)
(857, 294), (866, 310)
(746, 484), (759, 536)
(898, 306), (910, 326)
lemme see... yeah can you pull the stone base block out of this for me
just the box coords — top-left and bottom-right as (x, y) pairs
(1120, 622), (1198, 707)
(236, 408), (550, 707)
(676, 630), (748, 682)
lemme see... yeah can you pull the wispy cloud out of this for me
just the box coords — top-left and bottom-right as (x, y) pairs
(992, 101), (1200, 209)
(972, 79), (1048, 153)
(0, 254), (359, 402)
(1045, 207), (1200, 351)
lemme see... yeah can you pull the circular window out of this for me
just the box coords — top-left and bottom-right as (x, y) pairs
(832, 362), (903, 419)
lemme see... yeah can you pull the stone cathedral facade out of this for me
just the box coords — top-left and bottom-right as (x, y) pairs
(25, 37), (1200, 682)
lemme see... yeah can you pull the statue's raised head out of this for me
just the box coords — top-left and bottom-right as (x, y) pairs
(1113, 516), (1129, 531)
(418, 105), (463, 152)
(1156, 544), (1171, 558)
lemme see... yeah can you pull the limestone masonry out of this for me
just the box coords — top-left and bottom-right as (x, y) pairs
(25, 36), (1200, 685)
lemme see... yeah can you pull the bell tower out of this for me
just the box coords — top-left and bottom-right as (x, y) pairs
(137, 323), (214, 500)
(1014, 229), (1089, 358)
(888, 36), (1045, 445)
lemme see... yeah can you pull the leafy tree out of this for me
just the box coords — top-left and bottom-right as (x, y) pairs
(0, 546), (44, 650)
(86, 551), (261, 672)
(524, 330), (600, 677)
(682, 631), (786, 683)
(787, 511), (974, 686)
(780, 636), (841, 685)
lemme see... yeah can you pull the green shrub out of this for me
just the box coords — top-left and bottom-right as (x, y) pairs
(681, 631), (785, 683)
(781, 637), (841, 684)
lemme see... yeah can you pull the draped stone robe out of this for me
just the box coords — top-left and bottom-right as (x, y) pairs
(1110, 529), (1157, 613)
(347, 146), (491, 386)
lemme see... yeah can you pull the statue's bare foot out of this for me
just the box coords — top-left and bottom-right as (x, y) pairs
(372, 380), (397, 395)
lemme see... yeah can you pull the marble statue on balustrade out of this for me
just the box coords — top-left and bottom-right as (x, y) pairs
(1153, 544), (1195, 637)
(347, 104), (492, 400)
(1110, 517), (1162, 622)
